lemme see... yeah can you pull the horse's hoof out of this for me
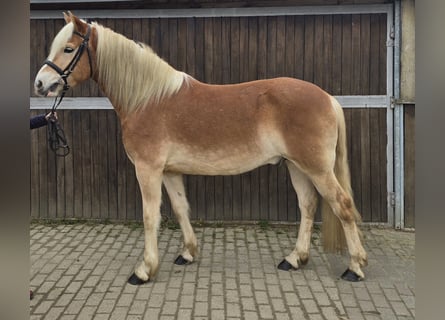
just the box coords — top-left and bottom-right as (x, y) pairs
(174, 255), (190, 265)
(277, 259), (297, 271)
(128, 273), (149, 285)
(340, 269), (363, 282)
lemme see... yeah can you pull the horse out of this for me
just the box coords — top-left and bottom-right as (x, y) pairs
(34, 12), (368, 284)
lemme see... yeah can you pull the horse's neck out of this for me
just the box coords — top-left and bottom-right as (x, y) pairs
(94, 26), (185, 114)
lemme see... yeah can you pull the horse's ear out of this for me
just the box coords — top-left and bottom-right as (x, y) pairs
(63, 11), (71, 24)
(70, 13), (88, 35)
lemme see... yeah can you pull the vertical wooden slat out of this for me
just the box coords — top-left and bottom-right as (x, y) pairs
(72, 111), (83, 217)
(360, 110), (372, 221)
(294, 15), (304, 80)
(332, 15), (342, 95)
(379, 13), (387, 95)
(379, 109), (388, 221)
(90, 110), (101, 219)
(80, 111), (92, 218)
(186, 17), (196, 77)
(360, 14), (371, 94)
(322, 15), (333, 93)
(107, 111), (118, 221)
(116, 120), (127, 221)
(369, 108), (382, 222)
(303, 15), (314, 83)
(351, 14), (361, 95)
(313, 15), (324, 88)
(341, 15), (352, 95)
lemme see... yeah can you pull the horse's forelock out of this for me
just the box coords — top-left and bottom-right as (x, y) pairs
(48, 23), (74, 61)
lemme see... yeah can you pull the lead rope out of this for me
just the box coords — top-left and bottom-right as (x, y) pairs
(47, 90), (70, 157)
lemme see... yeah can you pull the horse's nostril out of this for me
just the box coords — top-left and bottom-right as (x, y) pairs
(36, 80), (43, 88)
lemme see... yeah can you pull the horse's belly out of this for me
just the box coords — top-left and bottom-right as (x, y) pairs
(164, 146), (281, 175)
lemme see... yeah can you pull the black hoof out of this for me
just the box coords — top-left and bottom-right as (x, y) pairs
(341, 269), (363, 282)
(174, 255), (190, 265)
(127, 273), (149, 285)
(277, 259), (297, 271)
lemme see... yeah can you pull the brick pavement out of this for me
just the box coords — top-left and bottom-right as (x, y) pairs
(30, 223), (414, 319)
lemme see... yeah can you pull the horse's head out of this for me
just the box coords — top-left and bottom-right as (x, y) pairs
(34, 12), (94, 97)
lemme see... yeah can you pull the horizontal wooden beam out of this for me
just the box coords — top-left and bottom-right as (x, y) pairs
(30, 95), (389, 110)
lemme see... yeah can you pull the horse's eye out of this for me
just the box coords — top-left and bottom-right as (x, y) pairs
(64, 47), (74, 53)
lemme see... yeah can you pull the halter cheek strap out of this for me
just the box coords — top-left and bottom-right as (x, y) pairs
(43, 25), (93, 93)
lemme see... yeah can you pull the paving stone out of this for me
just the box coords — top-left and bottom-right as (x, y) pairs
(30, 224), (414, 320)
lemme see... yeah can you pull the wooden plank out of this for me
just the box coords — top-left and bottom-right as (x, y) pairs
(284, 16), (295, 78)
(322, 15), (333, 93)
(303, 15), (314, 83)
(257, 16), (267, 79)
(80, 111), (92, 218)
(116, 120), (127, 221)
(351, 14), (361, 95)
(221, 17), (231, 83)
(294, 15), (304, 80)
(404, 105), (415, 227)
(277, 163), (288, 222)
(266, 16), (277, 78)
(369, 108), (382, 222)
(96, 110), (109, 219)
(332, 14), (342, 95)
(212, 17), (222, 83)
(62, 110), (73, 219)
(379, 13), (387, 95)
(239, 17), (249, 82)
(341, 15), (352, 94)
(186, 17), (196, 77)
(276, 16), (286, 77)
(369, 14), (380, 95)
(89, 110), (101, 219)
(247, 16), (258, 81)
(176, 18), (187, 72)
(313, 15), (324, 88)
(168, 18), (178, 69)
(359, 109), (372, 221)
(194, 17), (205, 81)
(205, 176), (216, 221)
(360, 14), (371, 94)
(379, 109), (387, 221)
(72, 111), (83, 217)
(107, 111), (118, 220)
(204, 17), (214, 82)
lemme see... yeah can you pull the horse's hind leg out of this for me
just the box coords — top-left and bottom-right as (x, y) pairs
(278, 161), (318, 271)
(163, 173), (198, 264)
(311, 172), (367, 280)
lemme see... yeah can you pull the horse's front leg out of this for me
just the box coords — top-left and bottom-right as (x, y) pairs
(163, 173), (198, 264)
(128, 163), (163, 285)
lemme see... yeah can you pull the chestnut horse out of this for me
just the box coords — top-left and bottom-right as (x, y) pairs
(34, 12), (367, 284)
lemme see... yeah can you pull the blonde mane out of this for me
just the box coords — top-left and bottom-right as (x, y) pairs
(94, 23), (187, 113)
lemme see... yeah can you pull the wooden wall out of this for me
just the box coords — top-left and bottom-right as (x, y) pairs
(30, 12), (389, 223)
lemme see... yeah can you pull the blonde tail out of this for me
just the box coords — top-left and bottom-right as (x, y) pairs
(321, 96), (362, 253)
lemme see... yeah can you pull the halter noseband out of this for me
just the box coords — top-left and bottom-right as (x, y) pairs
(43, 24), (93, 93)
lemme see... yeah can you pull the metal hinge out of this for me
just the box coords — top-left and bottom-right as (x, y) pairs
(387, 25), (395, 47)
(389, 192), (396, 208)
(389, 96), (395, 109)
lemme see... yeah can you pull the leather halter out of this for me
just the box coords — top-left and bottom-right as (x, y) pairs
(43, 24), (93, 92)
